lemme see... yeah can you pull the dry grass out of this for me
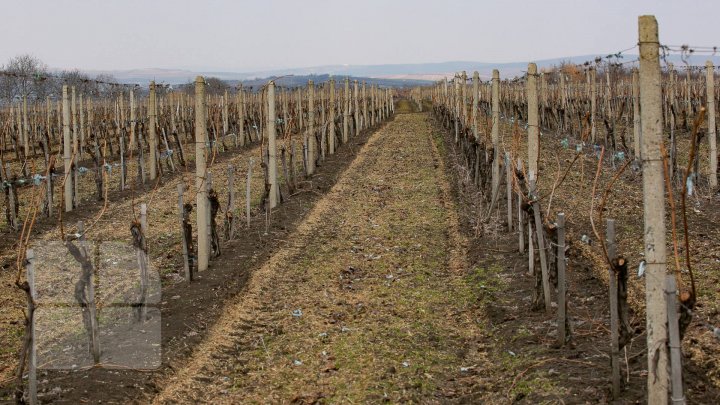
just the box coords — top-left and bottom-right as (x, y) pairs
(152, 111), (494, 403)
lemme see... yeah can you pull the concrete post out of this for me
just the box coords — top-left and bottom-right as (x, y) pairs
(590, 67), (597, 143)
(63, 86), (72, 212)
(353, 80), (360, 136)
(343, 78), (350, 144)
(267, 81), (278, 209)
(238, 85), (246, 146)
(472, 71), (479, 141)
(329, 79), (336, 154)
(527, 64), (539, 180)
(130, 89), (136, 152)
(149, 81), (158, 180)
(195, 77), (209, 272)
(491, 70), (501, 199)
(307, 80), (316, 175)
(639, 15), (669, 404)
(706, 61), (717, 189)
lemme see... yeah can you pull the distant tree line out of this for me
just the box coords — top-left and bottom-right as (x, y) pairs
(0, 54), (124, 105)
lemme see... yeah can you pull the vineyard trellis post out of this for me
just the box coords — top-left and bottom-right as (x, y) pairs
(149, 81), (158, 181)
(72, 87), (79, 207)
(178, 183), (191, 281)
(638, 15), (669, 403)
(706, 60), (717, 190)
(343, 78), (350, 144)
(353, 80), (360, 137)
(665, 274), (685, 404)
(607, 218), (621, 399)
(238, 85), (246, 147)
(129, 89), (136, 152)
(329, 79), (336, 155)
(307, 80), (316, 176)
(506, 152), (512, 232)
(268, 81), (278, 209)
(246, 158), (253, 228)
(26, 248), (37, 405)
(195, 76), (209, 272)
(63, 85), (73, 212)
(491, 69), (500, 204)
(527, 63), (539, 180)
(556, 213), (567, 347)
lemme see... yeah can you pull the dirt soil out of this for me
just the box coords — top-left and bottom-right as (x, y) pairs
(4, 101), (719, 404)
(0, 122), (379, 403)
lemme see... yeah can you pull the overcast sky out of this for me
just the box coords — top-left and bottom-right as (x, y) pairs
(1, 0), (718, 72)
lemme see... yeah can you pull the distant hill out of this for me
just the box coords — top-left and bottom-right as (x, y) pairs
(77, 54), (720, 87)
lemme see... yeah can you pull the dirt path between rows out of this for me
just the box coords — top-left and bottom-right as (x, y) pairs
(7, 122), (383, 404)
(148, 107), (494, 403)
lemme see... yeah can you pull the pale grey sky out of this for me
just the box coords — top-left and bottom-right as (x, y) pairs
(2, 0), (718, 71)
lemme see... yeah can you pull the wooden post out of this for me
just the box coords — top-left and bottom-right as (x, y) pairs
(491, 69), (501, 202)
(506, 153), (513, 232)
(665, 275), (686, 404)
(119, 135), (126, 191)
(26, 249), (37, 405)
(63, 85), (73, 212)
(707, 61), (717, 189)
(607, 219), (621, 399)
(246, 158), (254, 228)
(632, 69), (641, 159)
(556, 213), (567, 347)
(307, 80), (316, 176)
(77, 221), (100, 362)
(267, 81), (278, 209)
(329, 79), (336, 154)
(138, 206), (149, 321)
(530, 179), (551, 312)
(517, 159), (525, 254)
(527, 64), (539, 179)
(178, 184), (191, 281)
(5, 163), (18, 230)
(195, 77), (209, 272)
(226, 165), (236, 240)
(206, 171), (212, 257)
(149, 81), (158, 181)
(639, 15), (669, 403)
